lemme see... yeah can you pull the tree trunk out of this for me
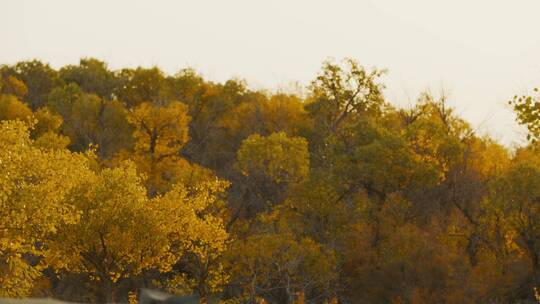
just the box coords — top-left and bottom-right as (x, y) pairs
(99, 276), (116, 303)
(199, 294), (208, 304)
(532, 250), (540, 286)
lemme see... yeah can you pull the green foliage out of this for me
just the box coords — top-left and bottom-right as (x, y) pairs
(59, 58), (118, 99)
(509, 88), (540, 141)
(307, 58), (385, 137)
(226, 232), (337, 303)
(9, 60), (62, 110)
(237, 132), (309, 184)
(116, 67), (172, 107)
(48, 84), (132, 158)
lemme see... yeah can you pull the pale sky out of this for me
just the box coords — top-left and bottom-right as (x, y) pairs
(2, 0), (540, 146)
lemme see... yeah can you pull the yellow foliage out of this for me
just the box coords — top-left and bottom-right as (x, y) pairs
(129, 101), (190, 158)
(154, 179), (230, 294)
(219, 93), (313, 136)
(0, 76), (28, 97)
(0, 120), (91, 297)
(0, 94), (33, 122)
(32, 107), (64, 136)
(47, 162), (173, 283)
(33, 131), (71, 150)
(126, 101), (191, 194)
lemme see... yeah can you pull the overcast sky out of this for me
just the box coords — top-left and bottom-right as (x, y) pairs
(2, 0), (539, 146)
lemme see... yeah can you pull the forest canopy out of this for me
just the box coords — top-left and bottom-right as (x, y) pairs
(1, 58), (540, 304)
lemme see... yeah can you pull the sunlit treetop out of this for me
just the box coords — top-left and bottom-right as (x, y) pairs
(510, 88), (540, 141)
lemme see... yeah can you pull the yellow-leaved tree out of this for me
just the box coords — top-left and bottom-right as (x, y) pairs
(0, 94), (33, 122)
(153, 179), (230, 304)
(125, 101), (191, 195)
(31, 107), (71, 150)
(0, 92), (70, 150)
(46, 162), (174, 303)
(0, 120), (91, 297)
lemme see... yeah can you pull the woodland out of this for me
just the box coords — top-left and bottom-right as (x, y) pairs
(1, 58), (540, 303)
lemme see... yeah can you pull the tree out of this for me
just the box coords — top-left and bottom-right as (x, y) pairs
(0, 90), (71, 150)
(509, 88), (540, 141)
(47, 162), (173, 302)
(220, 93), (312, 139)
(225, 232), (337, 303)
(59, 58), (118, 99)
(179, 77), (247, 171)
(154, 179), (230, 304)
(9, 60), (62, 110)
(124, 101), (191, 195)
(307, 58), (385, 136)
(0, 74), (28, 98)
(237, 132), (309, 185)
(31, 107), (71, 150)
(483, 148), (540, 291)
(0, 94), (33, 122)
(48, 84), (132, 158)
(274, 171), (362, 249)
(1, 57), (535, 303)
(234, 132), (309, 217)
(115, 67), (172, 107)
(0, 120), (91, 297)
